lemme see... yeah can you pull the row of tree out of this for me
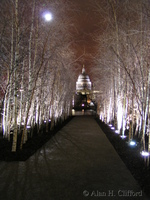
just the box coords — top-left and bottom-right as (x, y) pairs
(0, 0), (76, 151)
(94, 0), (150, 158)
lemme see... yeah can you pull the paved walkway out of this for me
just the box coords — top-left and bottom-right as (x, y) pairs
(0, 116), (148, 200)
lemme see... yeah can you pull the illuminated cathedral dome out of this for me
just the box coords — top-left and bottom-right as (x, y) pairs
(76, 66), (92, 91)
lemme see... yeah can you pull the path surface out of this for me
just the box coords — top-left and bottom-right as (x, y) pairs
(0, 116), (148, 200)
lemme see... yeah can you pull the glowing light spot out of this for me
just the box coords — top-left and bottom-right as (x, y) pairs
(117, 101), (123, 131)
(27, 125), (31, 129)
(141, 151), (149, 157)
(90, 102), (94, 106)
(111, 127), (115, 130)
(115, 130), (119, 134)
(72, 109), (75, 116)
(129, 141), (136, 146)
(120, 135), (126, 139)
(109, 124), (112, 127)
(44, 13), (52, 21)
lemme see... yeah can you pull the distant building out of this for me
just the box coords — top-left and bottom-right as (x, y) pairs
(76, 66), (92, 92)
(73, 65), (96, 111)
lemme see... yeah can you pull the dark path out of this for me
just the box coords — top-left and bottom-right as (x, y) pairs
(0, 116), (148, 200)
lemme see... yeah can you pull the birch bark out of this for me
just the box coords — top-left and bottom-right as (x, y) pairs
(12, 0), (19, 152)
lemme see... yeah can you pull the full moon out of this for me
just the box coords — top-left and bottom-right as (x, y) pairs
(44, 12), (52, 21)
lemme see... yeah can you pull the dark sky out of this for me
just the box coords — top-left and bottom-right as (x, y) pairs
(69, 0), (100, 75)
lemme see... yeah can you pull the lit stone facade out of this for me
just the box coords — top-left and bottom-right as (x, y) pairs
(76, 66), (92, 92)
(73, 66), (98, 111)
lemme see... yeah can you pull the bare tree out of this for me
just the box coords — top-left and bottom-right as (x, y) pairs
(93, 0), (150, 161)
(0, 0), (76, 152)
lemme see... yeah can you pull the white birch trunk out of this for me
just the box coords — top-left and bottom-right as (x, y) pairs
(12, 0), (19, 152)
(142, 69), (150, 151)
(23, 1), (35, 143)
(2, 93), (7, 138)
(5, 14), (14, 140)
(19, 60), (24, 132)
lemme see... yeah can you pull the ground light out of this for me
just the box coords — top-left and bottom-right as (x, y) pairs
(115, 130), (119, 134)
(129, 140), (137, 146)
(108, 124), (120, 134)
(141, 151), (150, 157)
(108, 124), (118, 132)
(120, 135), (127, 139)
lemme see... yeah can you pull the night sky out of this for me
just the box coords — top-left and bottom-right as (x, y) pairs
(69, 0), (101, 75)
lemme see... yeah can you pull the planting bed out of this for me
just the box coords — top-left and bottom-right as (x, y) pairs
(95, 118), (150, 198)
